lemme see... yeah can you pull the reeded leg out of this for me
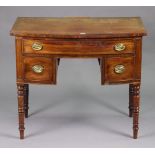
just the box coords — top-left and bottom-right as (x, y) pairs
(24, 84), (29, 118)
(132, 83), (140, 139)
(17, 83), (25, 139)
(129, 84), (134, 117)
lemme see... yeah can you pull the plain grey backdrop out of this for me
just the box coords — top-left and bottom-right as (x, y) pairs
(0, 6), (154, 148)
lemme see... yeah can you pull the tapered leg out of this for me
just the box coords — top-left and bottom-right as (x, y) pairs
(129, 84), (134, 117)
(24, 84), (29, 118)
(17, 84), (25, 139)
(131, 83), (140, 139)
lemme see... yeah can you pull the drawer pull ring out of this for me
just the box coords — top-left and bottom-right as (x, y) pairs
(32, 43), (43, 51)
(114, 43), (126, 51)
(114, 65), (125, 74)
(32, 65), (44, 73)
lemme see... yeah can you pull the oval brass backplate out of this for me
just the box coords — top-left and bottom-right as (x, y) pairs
(32, 65), (44, 73)
(32, 43), (43, 51)
(114, 64), (125, 74)
(114, 43), (126, 52)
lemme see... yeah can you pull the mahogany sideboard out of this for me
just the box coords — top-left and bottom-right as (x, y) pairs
(10, 17), (147, 139)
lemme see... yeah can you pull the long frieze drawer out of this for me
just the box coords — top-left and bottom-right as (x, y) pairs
(102, 56), (135, 84)
(23, 57), (57, 84)
(22, 39), (135, 55)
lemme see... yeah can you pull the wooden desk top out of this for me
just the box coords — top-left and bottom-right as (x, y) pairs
(10, 17), (147, 38)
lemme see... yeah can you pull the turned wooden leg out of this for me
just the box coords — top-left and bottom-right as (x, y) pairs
(17, 84), (25, 139)
(132, 83), (140, 139)
(24, 84), (29, 118)
(129, 84), (134, 117)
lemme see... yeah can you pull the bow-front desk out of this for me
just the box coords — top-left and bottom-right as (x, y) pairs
(10, 17), (147, 139)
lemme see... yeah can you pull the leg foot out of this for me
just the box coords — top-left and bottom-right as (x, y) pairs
(20, 130), (24, 139)
(133, 129), (138, 139)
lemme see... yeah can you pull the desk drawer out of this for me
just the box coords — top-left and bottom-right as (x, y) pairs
(23, 57), (57, 84)
(23, 39), (135, 55)
(103, 56), (134, 84)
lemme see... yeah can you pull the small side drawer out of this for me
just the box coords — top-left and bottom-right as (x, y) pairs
(23, 39), (135, 55)
(102, 56), (135, 84)
(23, 57), (57, 84)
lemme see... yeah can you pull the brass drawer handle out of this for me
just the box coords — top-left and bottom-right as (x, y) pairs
(32, 65), (44, 73)
(32, 43), (43, 51)
(114, 43), (126, 51)
(114, 65), (125, 74)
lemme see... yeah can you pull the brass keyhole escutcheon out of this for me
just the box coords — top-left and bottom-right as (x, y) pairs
(114, 64), (125, 74)
(32, 65), (44, 74)
(114, 43), (126, 52)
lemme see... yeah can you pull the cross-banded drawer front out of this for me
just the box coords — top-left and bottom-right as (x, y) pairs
(103, 56), (135, 84)
(23, 39), (135, 55)
(23, 57), (57, 84)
